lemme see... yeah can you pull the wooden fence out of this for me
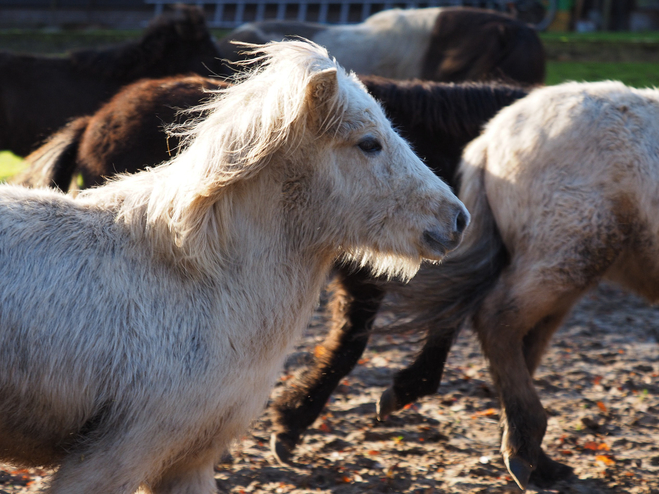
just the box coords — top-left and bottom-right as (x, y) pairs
(145, 0), (513, 28)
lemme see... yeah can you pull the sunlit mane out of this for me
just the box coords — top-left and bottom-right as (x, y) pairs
(78, 40), (358, 269)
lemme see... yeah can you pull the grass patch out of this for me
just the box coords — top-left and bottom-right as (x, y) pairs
(546, 61), (659, 87)
(0, 151), (26, 183)
(540, 31), (659, 43)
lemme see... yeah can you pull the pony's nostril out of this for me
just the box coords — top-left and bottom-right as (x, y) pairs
(454, 208), (470, 234)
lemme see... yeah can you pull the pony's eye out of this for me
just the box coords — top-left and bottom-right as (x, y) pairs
(357, 137), (382, 154)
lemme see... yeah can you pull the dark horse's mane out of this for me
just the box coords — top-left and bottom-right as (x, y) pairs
(68, 7), (218, 81)
(360, 75), (530, 180)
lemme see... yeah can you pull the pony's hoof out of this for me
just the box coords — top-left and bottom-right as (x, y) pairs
(506, 455), (533, 491)
(270, 433), (295, 466)
(530, 450), (574, 487)
(376, 387), (400, 421)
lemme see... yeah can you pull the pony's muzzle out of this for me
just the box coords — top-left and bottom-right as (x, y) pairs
(454, 207), (470, 235)
(422, 205), (470, 258)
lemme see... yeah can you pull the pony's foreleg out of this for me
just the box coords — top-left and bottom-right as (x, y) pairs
(150, 457), (217, 494)
(376, 328), (456, 421)
(47, 445), (150, 494)
(475, 266), (585, 490)
(48, 422), (219, 494)
(270, 265), (385, 464)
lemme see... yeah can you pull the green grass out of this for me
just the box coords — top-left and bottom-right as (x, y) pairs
(540, 31), (659, 43)
(546, 61), (659, 87)
(0, 151), (25, 182)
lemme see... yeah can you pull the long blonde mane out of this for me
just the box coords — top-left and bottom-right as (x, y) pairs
(79, 41), (355, 270)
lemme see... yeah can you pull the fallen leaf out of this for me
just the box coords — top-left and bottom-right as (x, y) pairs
(597, 401), (607, 413)
(596, 455), (615, 466)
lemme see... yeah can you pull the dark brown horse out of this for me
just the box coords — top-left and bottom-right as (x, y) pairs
(14, 75), (531, 473)
(14, 75), (227, 191)
(218, 7), (545, 85)
(0, 5), (228, 157)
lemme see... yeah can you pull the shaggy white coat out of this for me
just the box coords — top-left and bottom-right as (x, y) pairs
(0, 40), (465, 493)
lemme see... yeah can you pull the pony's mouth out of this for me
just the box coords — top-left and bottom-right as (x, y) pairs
(421, 229), (462, 259)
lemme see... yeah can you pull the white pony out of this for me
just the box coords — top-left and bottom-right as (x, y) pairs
(0, 40), (467, 493)
(388, 80), (659, 489)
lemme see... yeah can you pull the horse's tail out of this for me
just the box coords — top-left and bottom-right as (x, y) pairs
(384, 137), (507, 335)
(11, 116), (89, 191)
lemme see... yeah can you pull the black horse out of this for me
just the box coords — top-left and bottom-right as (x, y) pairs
(0, 5), (228, 157)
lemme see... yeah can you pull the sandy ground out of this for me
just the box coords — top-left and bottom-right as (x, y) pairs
(1, 282), (657, 493)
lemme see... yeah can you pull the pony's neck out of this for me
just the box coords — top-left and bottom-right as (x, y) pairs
(206, 171), (337, 353)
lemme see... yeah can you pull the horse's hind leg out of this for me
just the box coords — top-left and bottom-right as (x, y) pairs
(376, 328), (456, 421)
(475, 264), (589, 490)
(521, 313), (579, 486)
(270, 265), (385, 464)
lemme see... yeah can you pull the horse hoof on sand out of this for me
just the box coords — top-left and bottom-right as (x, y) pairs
(270, 433), (296, 466)
(506, 455), (533, 491)
(530, 451), (574, 487)
(376, 387), (401, 421)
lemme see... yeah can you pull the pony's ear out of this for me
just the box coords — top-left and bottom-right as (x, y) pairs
(306, 68), (338, 118)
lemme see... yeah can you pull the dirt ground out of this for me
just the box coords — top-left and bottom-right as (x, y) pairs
(1, 282), (657, 493)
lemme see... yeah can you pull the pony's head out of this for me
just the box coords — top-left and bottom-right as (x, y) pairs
(101, 40), (468, 280)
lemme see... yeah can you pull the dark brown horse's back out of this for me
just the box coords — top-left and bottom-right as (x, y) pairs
(78, 75), (226, 188)
(360, 75), (529, 183)
(14, 75), (227, 192)
(421, 7), (545, 85)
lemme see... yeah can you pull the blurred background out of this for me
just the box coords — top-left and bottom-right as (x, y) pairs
(1, 0), (658, 178)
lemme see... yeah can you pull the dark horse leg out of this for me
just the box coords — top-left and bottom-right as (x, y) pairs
(376, 328), (456, 421)
(375, 297), (576, 486)
(270, 264), (385, 464)
(473, 256), (596, 490)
